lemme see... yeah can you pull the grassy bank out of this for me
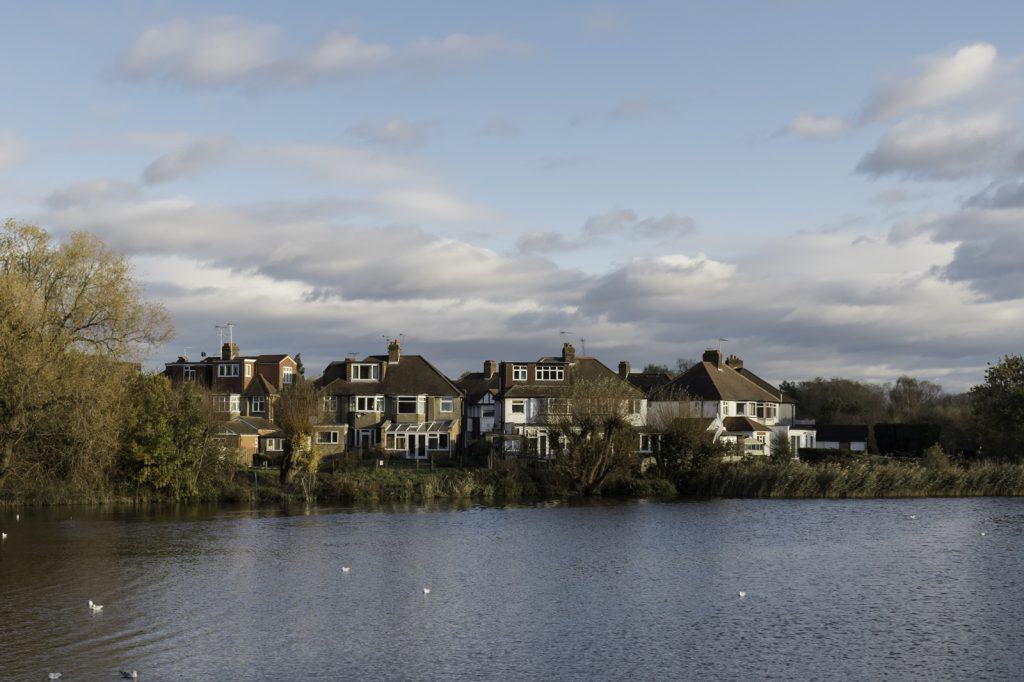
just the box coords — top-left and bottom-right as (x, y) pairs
(676, 459), (1024, 498)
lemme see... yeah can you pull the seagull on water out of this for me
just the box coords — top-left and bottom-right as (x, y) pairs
(120, 670), (139, 679)
(48, 674), (62, 680)
(981, 532), (987, 536)
(1, 532), (6, 540)
(341, 566), (351, 573)
(908, 515), (918, 520)
(88, 599), (103, 613)
(423, 587), (431, 595)
(738, 591), (747, 599)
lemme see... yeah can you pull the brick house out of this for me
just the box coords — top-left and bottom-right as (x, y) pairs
(470, 343), (646, 457)
(164, 341), (298, 465)
(314, 339), (463, 459)
(454, 360), (501, 448)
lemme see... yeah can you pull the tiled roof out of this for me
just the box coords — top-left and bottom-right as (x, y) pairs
(723, 416), (771, 433)
(499, 356), (644, 400)
(663, 361), (781, 403)
(243, 374), (278, 397)
(735, 367), (794, 403)
(455, 371), (500, 403)
(318, 355), (461, 397)
(626, 371), (673, 397)
(222, 416), (282, 436)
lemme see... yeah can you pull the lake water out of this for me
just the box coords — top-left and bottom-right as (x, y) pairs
(2, 498), (1024, 680)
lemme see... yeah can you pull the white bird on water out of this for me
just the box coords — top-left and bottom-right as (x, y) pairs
(1, 532), (6, 540)
(48, 673), (62, 680)
(981, 532), (987, 537)
(423, 588), (431, 595)
(341, 566), (351, 573)
(120, 670), (139, 679)
(88, 599), (103, 613)
(738, 591), (747, 599)
(908, 515), (918, 520)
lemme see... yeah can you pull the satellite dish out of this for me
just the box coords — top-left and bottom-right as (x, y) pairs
(201, 351), (207, 357)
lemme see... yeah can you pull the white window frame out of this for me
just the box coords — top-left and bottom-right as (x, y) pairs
(354, 395), (384, 413)
(512, 364), (527, 381)
(323, 395), (339, 413)
(439, 397), (455, 413)
(316, 430), (340, 445)
(535, 365), (564, 381)
(396, 396), (422, 415)
(251, 396), (266, 413)
(265, 438), (282, 452)
(510, 399), (526, 414)
(282, 365), (295, 384)
(217, 363), (240, 378)
(183, 366), (197, 381)
(351, 363), (380, 381)
(386, 433), (408, 450)
(245, 363), (253, 378)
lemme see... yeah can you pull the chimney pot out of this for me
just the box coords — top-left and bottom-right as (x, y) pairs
(484, 359), (497, 377)
(702, 348), (723, 369)
(725, 354), (743, 369)
(618, 361), (630, 379)
(387, 339), (402, 364)
(221, 342), (239, 360)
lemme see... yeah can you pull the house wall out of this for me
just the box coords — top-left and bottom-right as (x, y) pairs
(817, 440), (867, 451)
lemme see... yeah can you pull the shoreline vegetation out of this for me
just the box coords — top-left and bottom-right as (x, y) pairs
(6, 457), (1024, 508)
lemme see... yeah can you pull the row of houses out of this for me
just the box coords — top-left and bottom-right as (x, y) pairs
(164, 336), (865, 464)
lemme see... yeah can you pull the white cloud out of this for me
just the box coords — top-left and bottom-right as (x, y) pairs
(350, 117), (433, 150)
(786, 112), (849, 139)
(0, 132), (28, 169)
(142, 136), (234, 184)
(374, 188), (495, 223)
(118, 17), (531, 88)
(856, 113), (1018, 179)
(863, 43), (998, 121)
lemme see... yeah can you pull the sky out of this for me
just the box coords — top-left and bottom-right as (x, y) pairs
(2, 1), (1023, 390)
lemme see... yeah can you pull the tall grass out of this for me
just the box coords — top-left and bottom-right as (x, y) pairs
(677, 459), (1024, 498)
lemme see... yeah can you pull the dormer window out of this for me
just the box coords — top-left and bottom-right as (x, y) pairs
(217, 363), (240, 378)
(251, 396), (265, 413)
(282, 366), (295, 384)
(512, 365), (527, 381)
(351, 363), (380, 381)
(536, 365), (564, 381)
(183, 366), (197, 381)
(245, 363), (253, 378)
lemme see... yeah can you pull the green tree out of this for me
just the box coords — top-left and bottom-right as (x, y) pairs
(0, 220), (171, 491)
(770, 432), (793, 463)
(970, 355), (1024, 461)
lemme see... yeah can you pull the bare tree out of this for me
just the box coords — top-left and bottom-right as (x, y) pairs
(645, 393), (727, 477)
(548, 376), (642, 495)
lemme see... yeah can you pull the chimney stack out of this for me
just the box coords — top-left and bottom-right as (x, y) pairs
(618, 361), (630, 379)
(484, 360), (497, 377)
(221, 342), (239, 360)
(177, 355), (189, 363)
(702, 348), (723, 369)
(387, 338), (402, 364)
(725, 354), (743, 370)
(562, 342), (576, 363)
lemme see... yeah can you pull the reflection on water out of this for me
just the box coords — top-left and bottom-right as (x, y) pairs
(2, 497), (1023, 679)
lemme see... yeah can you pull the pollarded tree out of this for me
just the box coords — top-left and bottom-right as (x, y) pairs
(548, 376), (642, 496)
(274, 378), (323, 486)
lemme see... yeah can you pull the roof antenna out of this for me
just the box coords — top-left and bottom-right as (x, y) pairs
(580, 338), (586, 355)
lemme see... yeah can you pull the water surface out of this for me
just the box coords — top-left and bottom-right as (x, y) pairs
(1, 498), (1023, 680)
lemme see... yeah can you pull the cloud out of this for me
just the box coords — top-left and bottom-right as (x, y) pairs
(873, 189), (909, 205)
(517, 209), (696, 254)
(583, 208), (637, 236)
(785, 112), (849, 139)
(964, 180), (1024, 209)
(118, 17), (531, 88)
(142, 136), (234, 184)
(608, 96), (673, 121)
(515, 231), (588, 253)
(349, 117), (433, 150)
(479, 117), (521, 139)
(856, 113), (1018, 179)
(862, 43), (998, 121)
(373, 188), (495, 223)
(0, 132), (28, 169)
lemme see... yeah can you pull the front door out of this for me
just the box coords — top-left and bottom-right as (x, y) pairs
(407, 434), (426, 459)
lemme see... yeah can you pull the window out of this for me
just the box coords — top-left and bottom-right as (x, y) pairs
(245, 363), (253, 378)
(639, 434), (658, 453)
(323, 395), (339, 413)
(722, 401), (730, 416)
(251, 396), (265, 413)
(512, 364), (527, 381)
(217, 363), (240, 377)
(630, 399), (644, 414)
(183, 366), (197, 381)
(283, 366), (295, 384)
(397, 396), (419, 414)
(536, 365), (564, 381)
(265, 438), (282, 452)
(511, 399), (526, 414)
(735, 402), (746, 415)
(351, 363), (379, 381)
(427, 433), (450, 450)
(316, 431), (340, 444)
(440, 397), (454, 413)
(354, 395), (384, 412)
(215, 394), (240, 413)
(386, 433), (407, 450)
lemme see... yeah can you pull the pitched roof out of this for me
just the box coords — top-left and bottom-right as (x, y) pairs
(222, 416), (282, 436)
(498, 356), (644, 400)
(626, 371), (673, 397)
(816, 425), (869, 443)
(243, 374), (279, 397)
(454, 371), (500, 403)
(318, 355), (461, 396)
(735, 367), (794, 404)
(662, 361), (781, 403)
(723, 416), (771, 433)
